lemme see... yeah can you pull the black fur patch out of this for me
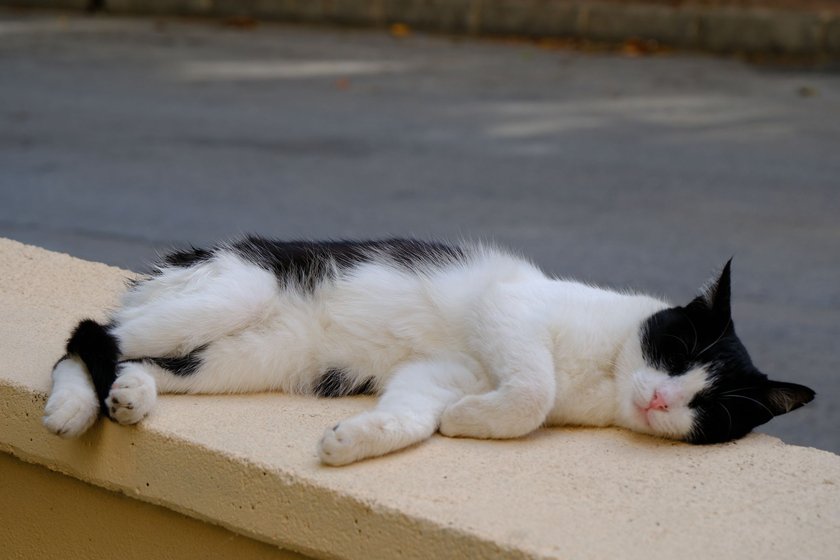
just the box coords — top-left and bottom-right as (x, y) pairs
(121, 346), (206, 377)
(152, 236), (464, 292)
(230, 236), (463, 293)
(687, 375), (815, 444)
(148, 345), (206, 376)
(66, 319), (120, 414)
(640, 306), (738, 377)
(641, 261), (738, 377)
(313, 368), (376, 398)
(161, 246), (213, 268)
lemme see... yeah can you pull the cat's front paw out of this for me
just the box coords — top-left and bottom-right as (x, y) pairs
(318, 412), (399, 466)
(319, 423), (363, 466)
(106, 363), (157, 426)
(439, 396), (495, 439)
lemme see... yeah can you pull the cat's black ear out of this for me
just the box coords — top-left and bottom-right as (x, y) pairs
(688, 259), (732, 317)
(761, 380), (816, 416)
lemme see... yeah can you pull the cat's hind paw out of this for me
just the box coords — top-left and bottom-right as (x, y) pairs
(43, 384), (99, 437)
(43, 357), (99, 438)
(106, 362), (157, 426)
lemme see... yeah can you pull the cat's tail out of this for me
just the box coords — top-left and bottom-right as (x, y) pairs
(43, 319), (120, 437)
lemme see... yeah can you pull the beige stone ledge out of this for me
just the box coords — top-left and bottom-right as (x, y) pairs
(1, 237), (839, 559)
(0, 452), (308, 560)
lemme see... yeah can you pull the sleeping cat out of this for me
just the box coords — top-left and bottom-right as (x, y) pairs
(43, 237), (815, 465)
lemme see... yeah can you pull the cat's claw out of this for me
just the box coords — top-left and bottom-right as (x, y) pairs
(106, 364), (156, 426)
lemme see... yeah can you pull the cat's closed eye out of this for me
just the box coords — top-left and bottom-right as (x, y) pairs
(643, 319), (698, 375)
(656, 334), (694, 371)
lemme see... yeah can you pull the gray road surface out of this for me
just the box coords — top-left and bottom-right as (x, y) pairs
(1, 11), (838, 452)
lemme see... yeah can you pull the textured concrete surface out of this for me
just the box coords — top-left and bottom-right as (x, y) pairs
(2, 237), (840, 559)
(0, 11), (838, 454)
(0, 452), (308, 560)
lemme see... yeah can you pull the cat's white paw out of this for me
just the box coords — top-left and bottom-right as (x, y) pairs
(319, 424), (361, 466)
(318, 412), (398, 466)
(439, 396), (495, 438)
(106, 363), (157, 426)
(43, 384), (99, 438)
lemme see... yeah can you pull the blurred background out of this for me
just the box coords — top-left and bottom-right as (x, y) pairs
(1, 2), (838, 452)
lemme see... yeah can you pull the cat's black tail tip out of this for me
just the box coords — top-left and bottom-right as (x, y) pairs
(66, 319), (120, 413)
(67, 319), (110, 353)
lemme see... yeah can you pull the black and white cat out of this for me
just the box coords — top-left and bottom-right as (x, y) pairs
(44, 237), (815, 465)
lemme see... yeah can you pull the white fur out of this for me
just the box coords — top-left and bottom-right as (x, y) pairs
(45, 246), (714, 463)
(111, 252), (281, 358)
(43, 356), (99, 437)
(106, 362), (157, 425)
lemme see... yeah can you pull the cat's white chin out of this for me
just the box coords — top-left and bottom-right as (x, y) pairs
(616, 407), (693, 441)
(616, 404), (657, 435)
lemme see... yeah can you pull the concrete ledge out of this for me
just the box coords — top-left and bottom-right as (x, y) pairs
(0, 452), (307, 559)
(2, 237), (840, 559)
(3, 0), (840, 55)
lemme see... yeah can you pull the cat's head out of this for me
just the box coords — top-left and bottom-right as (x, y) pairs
(617, 261), (815, 444)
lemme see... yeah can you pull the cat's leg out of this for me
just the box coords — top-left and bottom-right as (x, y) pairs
(438, 370), (554, 439)
(45, 256), (277, 436)
(44, 328), (163, 436)
(104, 347), (226, 426)
(439, 291), (556, 439)
(43, 355), (100, 437)
(318, 358), (485, 466)
(111, 253), (280, 358)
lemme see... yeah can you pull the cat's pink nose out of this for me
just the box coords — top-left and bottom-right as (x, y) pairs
(648, 390), (669, 411)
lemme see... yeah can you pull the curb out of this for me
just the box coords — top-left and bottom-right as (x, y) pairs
(4, 0), (840, 56)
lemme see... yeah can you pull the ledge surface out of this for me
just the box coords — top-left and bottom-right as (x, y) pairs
(1, 237), (839, 559)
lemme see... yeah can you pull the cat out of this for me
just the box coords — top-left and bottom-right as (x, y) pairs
(43, 236), (815, 465)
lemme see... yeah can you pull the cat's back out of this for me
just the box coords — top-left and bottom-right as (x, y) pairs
(319, 240), (545, 345)
(130, 236), (542, 335)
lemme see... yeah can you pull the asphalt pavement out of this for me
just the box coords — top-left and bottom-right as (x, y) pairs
(1, 10), (838, 452)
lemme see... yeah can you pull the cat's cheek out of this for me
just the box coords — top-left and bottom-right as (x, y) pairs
(647, 407), (696, 440)
(617, 400), (657, 435)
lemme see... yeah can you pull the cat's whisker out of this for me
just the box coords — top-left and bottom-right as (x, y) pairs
(722, 394), (775, 419)
(663, 334), (690, 355)
(696, 318), (732, 358)
(718, 387), (758, 396)
(716, 401), (733, 435)
(679, 310), (700, 356)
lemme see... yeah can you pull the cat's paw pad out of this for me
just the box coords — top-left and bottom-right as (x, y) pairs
(106, 364), (156, 426)
(43, 385), (99, 437)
